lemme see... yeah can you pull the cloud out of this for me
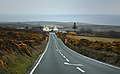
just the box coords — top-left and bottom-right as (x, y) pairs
(0, 0), (120, 15)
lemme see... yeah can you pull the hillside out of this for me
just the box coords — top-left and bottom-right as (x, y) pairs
(0, 27), (47, 74)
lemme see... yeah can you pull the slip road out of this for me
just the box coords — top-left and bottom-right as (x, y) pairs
(30, 33), (120, 74)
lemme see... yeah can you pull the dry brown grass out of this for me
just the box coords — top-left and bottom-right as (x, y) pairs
(67, 35), (120, 42)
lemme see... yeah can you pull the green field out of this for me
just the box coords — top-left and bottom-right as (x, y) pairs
(67, 35), (120, 42)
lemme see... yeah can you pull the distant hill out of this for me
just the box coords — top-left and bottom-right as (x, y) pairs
(0, 21), (120, 32)
(0, 21), (66, 28)
(23, 21), (66, 25)
(23, 21), (66, 28)
(0, 22), (39, 28)
(62, 22), (120, 32)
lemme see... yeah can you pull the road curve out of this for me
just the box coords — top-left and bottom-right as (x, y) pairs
(30, 33), (120, 74)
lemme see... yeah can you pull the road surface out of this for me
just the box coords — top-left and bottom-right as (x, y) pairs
(30, 33), (120, 74)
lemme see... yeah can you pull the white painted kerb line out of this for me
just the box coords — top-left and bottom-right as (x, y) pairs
(29, 34), (51, 74)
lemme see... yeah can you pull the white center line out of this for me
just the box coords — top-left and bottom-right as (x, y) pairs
(66, 58), (70, 62)
(58, 51), (70, 62)
(62, 55), (66, 59)
(76, 67), (85, 73)
(64, 62), (83, 66)
(54, 34), (86, 73)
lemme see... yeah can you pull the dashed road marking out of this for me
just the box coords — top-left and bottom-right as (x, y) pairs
(76, 67), (85, 73)
(63, 55), (66, 59)
(54, 34), (86, 73)
(64, 62), (83, 66)
(66, 58), (70, 62)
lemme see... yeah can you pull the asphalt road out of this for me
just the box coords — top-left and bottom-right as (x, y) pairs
(30, 33), (120, 74)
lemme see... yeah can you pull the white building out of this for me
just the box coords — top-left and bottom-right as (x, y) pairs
(17, 27), (24, 29)
(43, 26), (51, 31)
(53, 26), (59, 31)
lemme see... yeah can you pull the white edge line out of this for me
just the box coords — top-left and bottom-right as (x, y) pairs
(57, 37), (120, 70)
(76, 67), (85, 73)
(29, 34), (51, 74)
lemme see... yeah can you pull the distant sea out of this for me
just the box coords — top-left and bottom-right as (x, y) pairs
(0, 15), (120, 26)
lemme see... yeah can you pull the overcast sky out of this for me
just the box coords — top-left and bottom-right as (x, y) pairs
(0, 0), (120, 15)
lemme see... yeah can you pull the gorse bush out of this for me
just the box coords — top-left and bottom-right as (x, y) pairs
(57, 32), (120, 67)
(0, 27), (47, 74)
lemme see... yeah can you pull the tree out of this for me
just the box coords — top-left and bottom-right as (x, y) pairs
(73, 22), (77, 32)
